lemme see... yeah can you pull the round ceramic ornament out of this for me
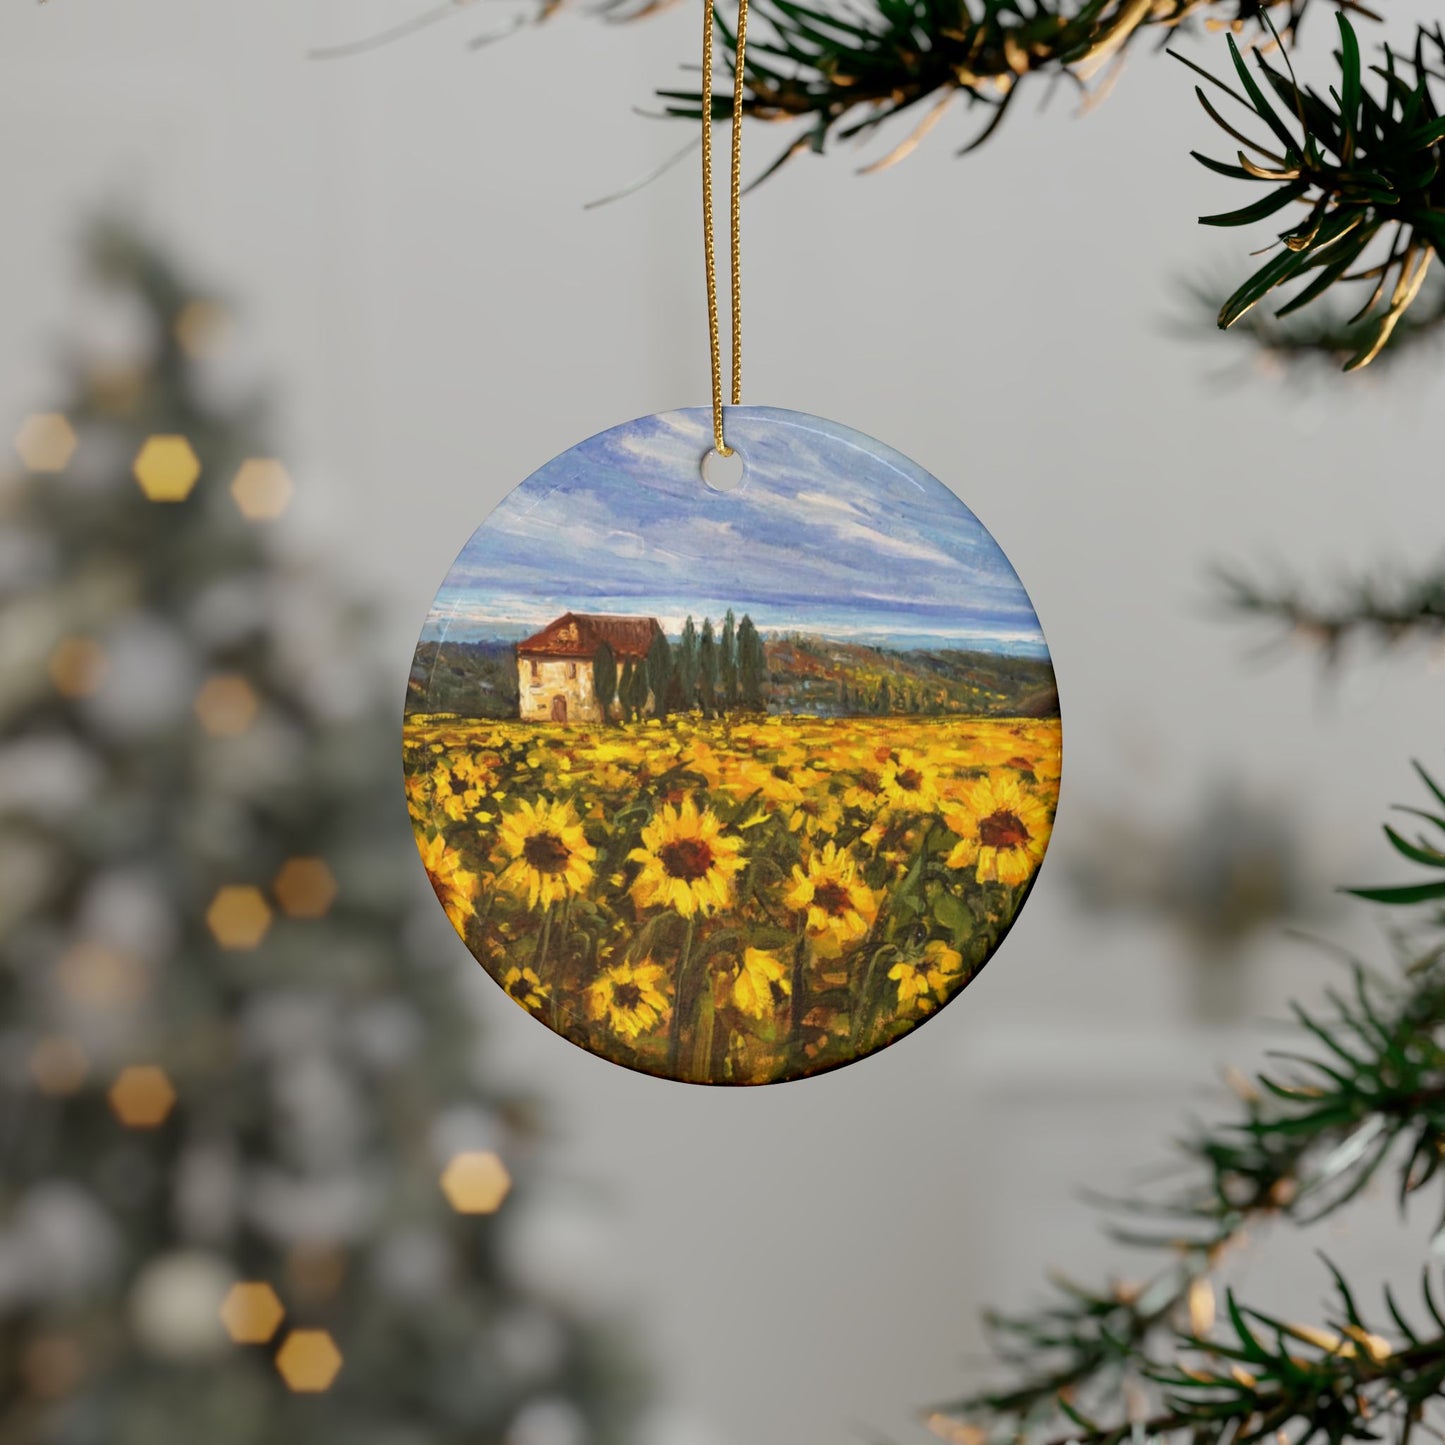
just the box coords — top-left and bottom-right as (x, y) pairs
(405, 406), (1061, 1084)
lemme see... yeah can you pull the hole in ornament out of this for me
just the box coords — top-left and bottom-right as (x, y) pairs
(701, 447), (745, 493)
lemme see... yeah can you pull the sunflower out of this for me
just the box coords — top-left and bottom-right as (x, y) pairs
(438, 768), (488, 824)
(627, 797), (747, 917)
(944, 774), (1052, 886)
(586, 957), (670, 1039)
(839, 767), (888, 814)
(724, 757), (816, 809)
(500, 964), (549, 1012)
(730, 947), (791, 1019)
(888, 941), (964, 1014)
(495, 797), (597, 910)
(403, 772), (432, 827)
(679, 738), (727, 789)
(879, 750), (943, 814)
(788, 786), (845, 838)
(416, 832), (479, 933)
(783, 841), (879, 958)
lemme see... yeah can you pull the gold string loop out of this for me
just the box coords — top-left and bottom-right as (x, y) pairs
(702, 0), (747, 458)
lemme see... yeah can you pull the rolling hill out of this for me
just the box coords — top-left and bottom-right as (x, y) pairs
(406, 633), (1058, 720)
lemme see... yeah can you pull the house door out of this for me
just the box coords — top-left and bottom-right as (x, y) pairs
(550, 695), (567, 723)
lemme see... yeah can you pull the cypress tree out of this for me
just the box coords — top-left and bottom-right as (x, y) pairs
(721, 608), (739, 710)
(593, 639), (617, 724)
(737, 614), (765, 711)
(619, 658), (636, 722)
(698, 618), (718, 719)
(677, 615), (699, 713)
(646, 631), (672, 722)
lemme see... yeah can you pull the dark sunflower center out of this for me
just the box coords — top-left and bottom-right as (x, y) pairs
(858, 770), (881, 793)
(978, 809), (1030, 850)
(613, 982), (643, 1011)
(659, 838), (715, 882)
(897, 768), (923, 792)
(522, 831), (571, 874)
(768, 978), (788, 1005)
(813, 880), (853, 917)
(771, 765), (791, 782)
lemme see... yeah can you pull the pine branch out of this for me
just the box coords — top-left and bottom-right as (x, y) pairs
(935, 1262), (1445, 1445)
(1349, 763), (1445, 910)
(1142, 1273), (1445, 1445)
(653, 4), (1445, 369)
(656, 0), (1354, 168)
(1181, 271), (1445, 377)
(1219, 564), (1445, 658)
(1185, 14), (1445, 371)
(929, 915), (1445, 1442)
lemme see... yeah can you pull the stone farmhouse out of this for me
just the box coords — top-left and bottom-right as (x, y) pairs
(515, 612), (663, 723)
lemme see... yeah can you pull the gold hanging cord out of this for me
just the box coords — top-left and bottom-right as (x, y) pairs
(702, 0), (747, 457)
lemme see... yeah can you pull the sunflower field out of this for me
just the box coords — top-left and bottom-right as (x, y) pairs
(405, 713), (1062, 1084)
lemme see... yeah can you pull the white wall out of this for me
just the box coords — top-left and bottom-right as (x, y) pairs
(2, 3), (1442, 1441)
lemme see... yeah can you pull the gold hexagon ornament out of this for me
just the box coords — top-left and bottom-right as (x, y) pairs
(405, 408), (1061, 1084)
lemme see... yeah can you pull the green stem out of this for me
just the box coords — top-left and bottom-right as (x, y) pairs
(789, 924), (811, 1046)
(470, 878), (499, 955)
(534, 904), (556, 1024)
(853, 944), (893, 1050)
(667, 915), (696, 1072)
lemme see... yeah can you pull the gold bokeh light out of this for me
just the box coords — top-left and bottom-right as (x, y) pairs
(285, 1242), (347, 1302)
(439, 1151), (512, 1215)
(108, 1065), (176, 1128)
(48, 637), (107, 699)
(58, 940), (149, 1007)
(273, 858), (337, 919)
(274, 1329), (343, 1393)
(174, 300), (231, 361)
(219, 1282), (285, 1345)
(194, 674), (260, 738)
(205, 886), (273, 950)
(230, 459), (293, 521)
(15, 412), (78, 473)
(30, 1036), (89, 1096)
(133, 435), (200, 502)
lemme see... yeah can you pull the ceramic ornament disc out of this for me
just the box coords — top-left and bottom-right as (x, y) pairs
(405, 407), (1061, 1085)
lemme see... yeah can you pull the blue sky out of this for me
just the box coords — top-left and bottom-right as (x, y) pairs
(423, 407), (1050, 656)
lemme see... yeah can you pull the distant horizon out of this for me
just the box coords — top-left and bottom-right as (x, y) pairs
(422, 408), (1053, 663)
(418, 611), (1051, 659)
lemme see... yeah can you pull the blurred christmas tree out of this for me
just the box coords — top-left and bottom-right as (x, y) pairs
(0, 220), (642, 1445)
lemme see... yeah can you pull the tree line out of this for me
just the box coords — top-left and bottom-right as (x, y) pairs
(592, 610), (766, 723)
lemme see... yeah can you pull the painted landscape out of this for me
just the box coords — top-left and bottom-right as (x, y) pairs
(406, 407), (1062, 1084)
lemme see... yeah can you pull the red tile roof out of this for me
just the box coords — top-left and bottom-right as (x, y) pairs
(516, 612), (663, 661)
